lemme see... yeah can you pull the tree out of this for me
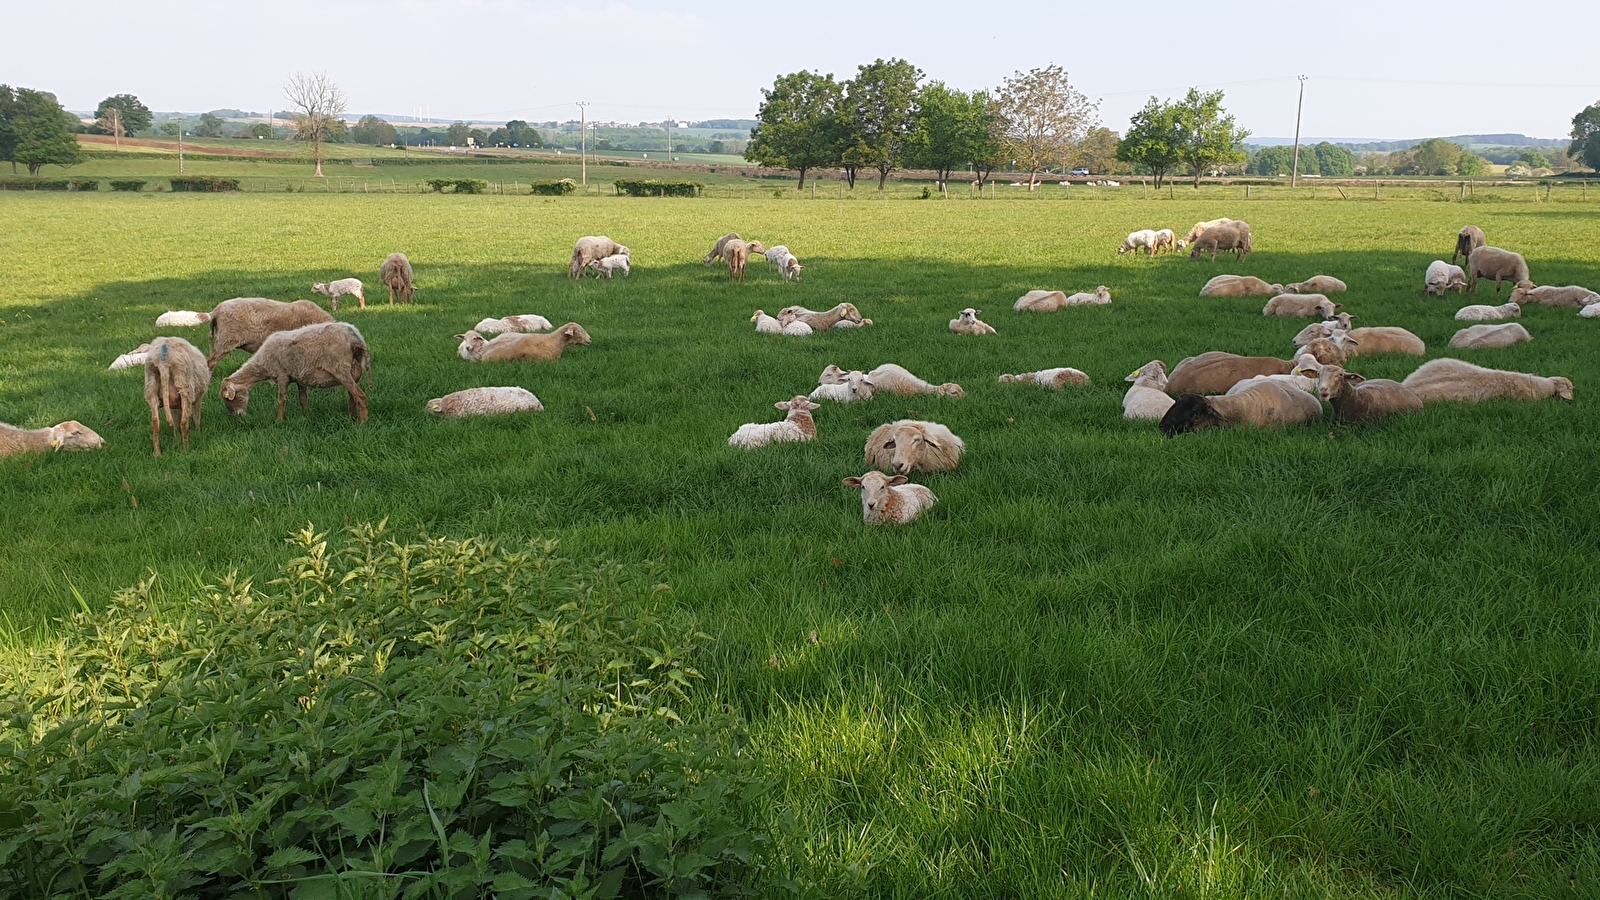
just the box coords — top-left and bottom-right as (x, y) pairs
(1313, 141), (1355, 177)
(1, 87), (82, 176)
(840, 58), (923, 191)
(1412, 138), (1465, 176)
(193, 113), (226, 138)
(745, 69), (846, 191)
(445, 122), (473, 146)
(283, 70), (346, 177)
(1248, 145), (1294, 176)
(350, 115), (398, 146)
(95, 94), (151, 149)
(1517, 149), (1550, 170)
(1068, 126), (1127, 175)
(909, 82), (997, 192)
(996, 64), (1098, 190)
(243, 123), (275, 140)
(1117, 96), (1184, 188)
(1173, 88), (1249, 187)
(1569, 102), (1600, 171)
(965, 90), (1007, 192)
(1457, 154), (1488, 178)
(502, 120), (541, 148)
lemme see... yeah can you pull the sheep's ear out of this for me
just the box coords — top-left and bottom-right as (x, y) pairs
(1343, 372), (1366, 384)
(454, 333), (469, 341)
(1295, 367), (1319, 378)
(924, 437), (941, 449)
(887, 475), (909, 486)
(775, 401), (790, 410)
(843, 477), (864, 488)
(428, 401), (442, 412)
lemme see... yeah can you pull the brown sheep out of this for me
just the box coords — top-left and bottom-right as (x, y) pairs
(1298, 363), (1422, 423)
(1188, 221), (1252, 262)
(0, 421), (104, 456)
(141, 336), (211, 456)
(1343, 327), (1425, 357)
(1200, 275), (1282, 297)
(220, 322), (371, 422)
(722, 238), (751, 283)
(864, 420), (965, 475)
(455, 322), (593, 362)
(204, 297), (334, 370)
(1165, 351), (1297, 396)
(380, 252), (415, 303)
(1158, 380), (1323, 436)
(1466, 246), (1530, 294)
(1509, 284), (1599, 308)
(1263, 294), (1339, 318)
(1402, 358), (1573, 403)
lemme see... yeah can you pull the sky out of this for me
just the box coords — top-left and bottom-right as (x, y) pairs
(7, 0), (1599, 141)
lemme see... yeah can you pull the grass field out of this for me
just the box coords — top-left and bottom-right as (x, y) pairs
(2, 188), (1599, 897)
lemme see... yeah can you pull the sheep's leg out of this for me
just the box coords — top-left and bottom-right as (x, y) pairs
(298, 383), (310, 413)
(178, 395), (191, 450)
(342, 377), (369, 423)
(276, 377), (289, 421)
(149, 401), (162, 457)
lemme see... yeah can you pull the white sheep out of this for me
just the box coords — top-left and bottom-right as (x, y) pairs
(140, 336), (211, 456)
(1117, 229), (1158, 255)
(1425, 260), (1468, 296)
(1343, 326), (1425, 357)
(864, 420), (965, 474)
(427, 387), (544, 416)
(220, 322), (371, 422)
(763, 245), (803, 281)
(155, 310), (209, 327)
(1449, 323), (1533, 349)
(999, 368), (1089, 390)
(1285, 275), (1347, 294)
(865, 363), (964, 398)
(1159, 380), (1323, 436)
(751, 309), (783, 334)
(1263, 294), (1339, 318)
(1402, 358), (1572, 403)
(1580, 303), (1600, 319)
(780, 303), (862, 331)
(380, 252), (415, 303)
(949, 308), (997, 335)
(1466, 246), (1530, 294)
(570, 236), (627, 278)
(1123, 361), (1174, 420)
(311, 277), (365, 311)
(1063, 286), (1112, 307)
(1454, 301), (1520, 322)
(728, 396), (820, 448)
(781, 319), (814, 336)
(0, 421), (105, 456)
(474, 315), (553, 334)
(842, 471), (937, 526)
(1510, 284), (1600, 308)
(1152, 229), (1177, 254)
(1200, 275), (1283, 298)
(586, 253), (631, 278)
(809, 370), (874, 403)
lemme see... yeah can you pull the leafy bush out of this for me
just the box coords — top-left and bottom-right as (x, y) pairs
(169, 176), (241, 192)
(69, 178), (99, 191)
(0, 522), (778, 899)
(108, 179), (146, 192)
(423, 178), (489, 194)
(529, 178), (577, 196)
(613, 179), (704, 198)
(0, 178), (70, 191)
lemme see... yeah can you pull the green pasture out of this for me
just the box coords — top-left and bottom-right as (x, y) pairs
(2, 191), (1598, 897)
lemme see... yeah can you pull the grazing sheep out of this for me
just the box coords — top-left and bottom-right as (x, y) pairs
(380, 252), (415, 303)
(1188, 220), (1252, 262)
(1344, 326), (1425, 357)
(999, 367), (1089, 389)
(1200, 275), (1283, 298)
(949, 308), (997, 335)
(1402, 358), (1573, 403)
(474, 315), (553, 334)
(1454, 301), (1520, 321)
(220, 322), (371, 422)
(1179, 217), (1233, 247)
(1425, 260), (1469, 296)
(203, 297), (335, 369)
(1286, 275), (1347, 294)
(1166, 351), (1298, 396)
(751, 309), (783, 334)
(703, 233), (741, 265)
(781, 319), (814, 336)
(1158, 380), (1323, 437)
(570, 237), (627, 278)
(1449, 323), (1533, 349)
(1263, 294), (1339, 318)
(763, 245), (804, 281)
(1117, 229), (1159, 255)
(1453, 225), (1486, 266)
(865, 363), (965, 398)
(1467, 246), (1530, 294)
(727, 396), (819, 449)
(779, 303), (863, 331)
(140, 336), (211, 456)
(1509, 284), (1600, 308)
(864, 420), (965, 474)
(721, 238), (751, 283)
(586, 253), (631, 278)
(843, 471), (937, 526)
(810, 370), (874, 403)
(1152, 229), (1177, 255)
(427, 387), (544, 416)
(1298, 363), (1422, 423)
(311, 277), (364, 311)
(1123, 360), (1175, 420)
(0, 421), (105, 456)
(455, 323), (592, 362)
(155, 310), (208, 327)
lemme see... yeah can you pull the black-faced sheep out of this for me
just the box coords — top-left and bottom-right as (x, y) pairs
(865, 420), (964, 474)
(1158, 380), (1323, 437)
(220, 322), (371, 422)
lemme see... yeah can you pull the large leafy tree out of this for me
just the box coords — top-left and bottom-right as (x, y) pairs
(1411, 138), (1465, 176)
(350, 115), (398, 146)
(193, 113), (226, 138)
(840, 58), (923, 191)
(94, 94), (152, 148)
(1174, 88), (1249, 187)
(1248, 145), (1294, 176)
(1312, 141), (1355, 176)
(284, 70), (346, 177)
(503, 120), (541, 148)
(745, 69), (845, 191)
(1116, 96), (1184, 188)
(1570, 102), (1600, 171)
(965, 90), (1007, 191)
(909, 82), (997, 192)
(1067, 126), (1127, 175)
(996, 64), (1098, 190)
(1, 86), (82, 176)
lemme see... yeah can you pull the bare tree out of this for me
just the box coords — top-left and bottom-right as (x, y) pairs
(283, 71), (346, 177)
(995, 65), (1098, 190)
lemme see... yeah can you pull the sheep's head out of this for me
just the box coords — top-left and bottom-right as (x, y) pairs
(616, 245), (631, 257)
(940, 383), (965, 399)
(784, 258), (803, 278)
(559, 323), (592, 346)
(835, 302), (863, 324)
(746, 241), (765, 255)
(49, 421), (104, 451)
(751, 310), (767, 323)
(879, 423), (943, 475)
(1126, 360), (1167, 385)
(1506, 302), (1522, 317)
(1302, 338), (1346, 366)
(958, 308), (980, 324)
(311, 283), (330, 296)
(220, 380), (251, 416)
(1509, 283), (1535, 304)
(1308, 364), (1364, 403)
(777, 396), (820, 414)
(1115, 244), (1129, 255)
(1176, 239), (1188, 250)
(999, 374), (1021, 383)
(843, 471), (909, 521)
(818, 364), (848, 385)
(1159, 394), (1222, 437)
(1095, 285), (1111, 301)
(455, 331), (487, 360)
(1315, 301), (1340, 318)
(1553, 377), (1575, 400)
(427, 398), (445, 414)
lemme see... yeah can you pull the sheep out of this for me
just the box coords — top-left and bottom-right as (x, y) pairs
(1117, 229), (1159, 255)
(721, 238), (751, 283)
(1452, 225), (1486, 266)
(1122, 360), (1174, 420)
(380, 252), (415, 303)
(864, 420), (965, 475)
(1467, 246), (1530, 294)
(0, 421), (104, 456)
(474, 315), (553, 334)
(832, 317), (873, 328)
(1402, 358), (1573, 403)
(1158, 380), (1324, 437)
(1297, 363), (1422, 423)
(1343, 326), (1425, 357)
(843, 471), (938, 526)
(1013, 286), (1110, 311)
(1286, 275), (1347, 294)
(220, 322), (371, 422)
(203, 297), (335, 369)
(1179, 217), (1233, 247)
(1224, 354), (1321, 397)
(1509, 284), (1600, 308)
(1449, 323), (1533, 349)
(1298, 336), (1352, 365)
(427, 387), (544, 416)
(1063, 286), (1113, 307)
(140, 336), (211, 456)
(817, 364), (850, 385)
(949, 308), (997, 335)
(779, 303), (863, 331)
(1166, 351), (1298, 396)
(1199, 275), (1283, 298)
(782, 319), (814, 336)
(1425, 260), (1469, 296)
(1454, 301), (1520, 321)
(1152, 229), (1177, 255)
(763, 245), (804, 281)
(455, 323), (592, 362)
(570, 237), (627, 278)
(1290, 318), (1356, 349)
(1581, 303), (1600, 319)
(155, 310), (209, 327)
(586, 253), (631, 278)
(752, 309), (783, 334)
(1263, 294), (1339, 318)
(999, 367), (1089, 389)
(1188, 220), (1252, 262)
(865, 363), (965, 399)
(810, 370), (874, 403)
(311, 277), (364, 311)
(728, 396), (819, 449)
(703, 233), (742, 265)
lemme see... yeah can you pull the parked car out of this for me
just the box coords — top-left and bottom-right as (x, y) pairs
(1070, 167), (1091, 176)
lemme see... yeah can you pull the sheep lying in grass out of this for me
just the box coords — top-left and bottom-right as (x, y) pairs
(782, 319), (813, 336)
(1298, 363), (1422, 423)
(1449, 323), (1533, 349)
(1580, 303), (1600, 319)
(1286, 275), (1346, 294)
(866, 363), (965, 398)
(703, 233), (741, 265)
(1402, 358), (1572, 403)
(1426, 260), (1468, 296)
(203, 297), (335, 369)
(1179, 218), (1232, 248)
(1000, 367), (1089, 390)
(586, 254), (630, 278)
(570, 237), (626, 279)
(865, 420), (964, 474)
(1344, 326), (1425, 357)
(381, 252), (415, 303)
(1158, 380), (1323, 437)
(140, 336), (211, 456)
(1123, 361), (1174, 420)
(1225, 354), (1322, 397)
(1453, 225), (1485, 266)
(728, 396), (819, 448)
(1467, 246), (1530, 294)
(1263, 294), (1339, 318)
(312, 277), (364, 311)
(810, 370), (874, 403)
(1014, 286), (1110, 311)
(843, 472), (937, 525)
(1200, 275), (1283, 298)
(474, 315), (553, 334)
(0, 421), (104, 456)
(949, 308), (997, 335)
(1509, 284), (1600, 308)
(1455, 301), (1520, 321)
(456, 323), (592, 362)
(155, 310), (209, 327)
(221, 322), (371, 422)
(1166, 351), (1298, 396)
(1189, 220), (1252, 262)
(427, 387), (544, 416)
(780, 303), (863, 331)
(751, 310), (783, 333)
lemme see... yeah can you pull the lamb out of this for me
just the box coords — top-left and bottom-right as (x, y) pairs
(1343, 327), (1425, 357)
(864, 420), (965, 475)
(703, 233), (742, 265)
(782, 319), (814, 336)
(1298, 363), (1422, 423)
(155, 310), (209, 327)
(1188, 220), (1252, 262)
(1286, 275), (1347, 294)
(1454, 301), (1520, 321)
(843, 471), (938, 525)
(1449, 323), (1533, 349)
(1581, 303), (1600, 319)
(832, 317), (872, 328)
(810, 370), (874, 403)
(570, 237), (627, 279)
(140, 336), (211, 456)
(311, 277), (364, 311)
(763, 245), (803, 281)
(0, 421), (104, 456)
(1122, 360), (1174, 420)
(1063, 286), (1113, 306)
(727, 396), (819, 449)
(1117, 229), (1159, 255)
(1453, 225), (1485, 266)
(865, 363), (965, 399)
(817, 364), (851, 385)
(999, 367), (1089, 389)
(1401, 358), (1573, 403)
(1158, 380), (1323, 437)
(1013, 286), (1110, 311)
(1466, 246), (1530, 294)
(473, 315), (553, 334)
(427, 387), (544, 416)
(751, 309), (783, 334)
(1425, 260), (1469, 296)
(1152, 229), (1177, 255)
(203, 297), (335, 369)
(1224, 357), (1321, 397)
(1290, 318), (1356, 349)
(1298, 336), (1352, 366)
(1199, 275), (1283, 298)
(586, 253), (631, 278)
(380, 252), (415, 303)
(1165, 351), (1298, 396)
(455, 323), (592, 362)
(1509, 284), (1600, 308)
(721, 238), (751, 283)
(1179, 217), (1233, 247)
(779, 303), (864, 331)
(949, 308), (997, 335)
(220, 322), (371, 422)
(1263, 294), (1339, 318)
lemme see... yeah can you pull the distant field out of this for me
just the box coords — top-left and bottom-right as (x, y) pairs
(2, 192), (1599, 897)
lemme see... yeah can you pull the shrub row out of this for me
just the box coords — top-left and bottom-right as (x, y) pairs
(0, 178), (101, 191)
(170, 176), (241, 192)
(528, 177), (577, 196)
(424, 177), (489, 194)
(108, 179), (147, 192)
(614, 178), (704, 198)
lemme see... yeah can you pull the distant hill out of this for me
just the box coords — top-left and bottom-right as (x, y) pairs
(1247, 134), (1568, 151)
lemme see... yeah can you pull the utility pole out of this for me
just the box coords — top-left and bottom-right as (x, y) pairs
(577, 101), (589, 186)
(110, 108), (122, 151)
(1290, 75), (1307, 187)
(178, 121), (185, 175)
(665, 119), (671, 160)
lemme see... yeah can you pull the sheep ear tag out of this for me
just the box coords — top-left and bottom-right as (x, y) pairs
(1127, 369), (1142, 379)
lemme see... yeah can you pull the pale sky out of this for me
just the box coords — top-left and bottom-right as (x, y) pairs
(7, 1), (1598, 141)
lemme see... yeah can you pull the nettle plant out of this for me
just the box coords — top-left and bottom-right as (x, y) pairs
(0, 523), (777, 899)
